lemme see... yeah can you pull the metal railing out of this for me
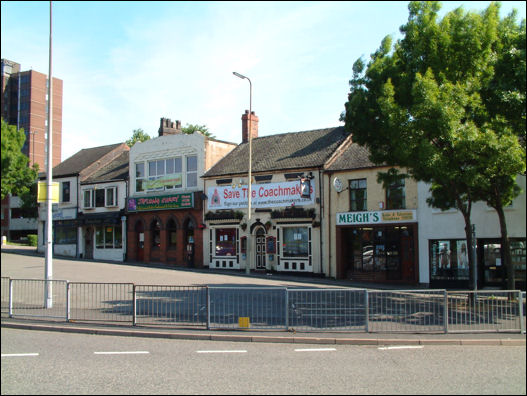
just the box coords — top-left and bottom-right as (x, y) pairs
(1, 277), (525, 334)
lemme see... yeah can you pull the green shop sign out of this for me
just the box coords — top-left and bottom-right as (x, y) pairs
(336, 210), (416, 225)
(127, 193), (194, 212)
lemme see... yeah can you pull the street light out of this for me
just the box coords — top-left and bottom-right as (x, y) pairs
(233, 71), (252, 275)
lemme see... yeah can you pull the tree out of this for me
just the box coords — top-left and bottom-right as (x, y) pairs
(181, 123), (215, 139)
(341, 1), (526, 289)
(126, 128), (151, 147)
(1, 118), (39, 208)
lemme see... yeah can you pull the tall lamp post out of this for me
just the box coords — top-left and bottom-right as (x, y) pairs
(233, 71), (252, 275)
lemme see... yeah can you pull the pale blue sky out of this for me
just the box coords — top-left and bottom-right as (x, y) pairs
(2, 1), (525, 161)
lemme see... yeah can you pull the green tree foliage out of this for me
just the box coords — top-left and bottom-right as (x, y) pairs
(1, 118), (39, 208)
(342, 1), (526, 289)
(181, 123), (215, 139)
(126, 128), (151, 147)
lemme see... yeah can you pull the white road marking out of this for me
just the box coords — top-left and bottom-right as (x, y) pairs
(94, 351), (150, 355)
(1, 353), (39, 357)
(294, 348), (337, 352)
(197, 350), (247, 354)
(378, 346), (424, 350)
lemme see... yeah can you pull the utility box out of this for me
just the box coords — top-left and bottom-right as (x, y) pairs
(238, 317), (250, 328)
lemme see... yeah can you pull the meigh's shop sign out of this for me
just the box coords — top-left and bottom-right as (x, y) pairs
(336, 210), (416, 225)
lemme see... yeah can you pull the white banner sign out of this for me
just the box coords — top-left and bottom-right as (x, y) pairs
(208, 180), (315, 210)
(336, 210), (416, 225)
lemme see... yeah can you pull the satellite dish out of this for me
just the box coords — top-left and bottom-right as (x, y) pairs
(333, 177), (343, 193)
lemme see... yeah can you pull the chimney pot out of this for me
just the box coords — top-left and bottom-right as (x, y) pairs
(241, 110), (259, 143)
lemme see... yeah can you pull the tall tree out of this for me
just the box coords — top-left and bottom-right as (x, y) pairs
(1, 118), (39, 208)
(342, 1), (526, 289)
(126, 128), (151, 147)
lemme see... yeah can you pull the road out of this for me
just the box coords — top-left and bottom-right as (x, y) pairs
(1, 328), (525, 395)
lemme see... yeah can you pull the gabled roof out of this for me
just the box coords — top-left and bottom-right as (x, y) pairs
(203, 126), (349, 178)
(82, 151), (129, 184)
(51, 143), (125, 178)
(325, 142), (377, 171)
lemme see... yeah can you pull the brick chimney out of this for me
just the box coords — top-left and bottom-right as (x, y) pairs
(158, 117), (182, 136)
(241, 110), (258, 143)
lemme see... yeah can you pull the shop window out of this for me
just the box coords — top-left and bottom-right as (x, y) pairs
(429, 240), (470, 281)
(282, 227), (309, 258)
(151, 219), (161, 248)
(215, 228), (236, 256)
(349, 179), (367, 211)
(54, 226), (76, 245)
(95, 225), (122, 249)
(61, 181), (70, 203)
(167, 219), (177, 247)
(386, 177), (405, 209)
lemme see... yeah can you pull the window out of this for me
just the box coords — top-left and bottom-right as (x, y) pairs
(83, 189), (94, 209)
(186, 155), (197, 188)
(105, 187), (117, 207)
(54, 226), (76, 245)
(282, 227), (309, 257)
(429, 240), (470, 281)
(386, 177), (405, 209)
(136, 163), (145, 192)
(215, 228), (236, 256)
(152, 219), (161, 248)
(61, 181), (70, 203)
(167, 219), (177, 247)
(349, 179), (367, 211)
(95, 225), (122, 249)
(95, 189), (105, 207)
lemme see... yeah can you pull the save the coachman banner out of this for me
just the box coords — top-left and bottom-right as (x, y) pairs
(207, 180), (315, 210)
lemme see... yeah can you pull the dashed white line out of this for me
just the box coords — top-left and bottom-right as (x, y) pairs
(94, 351), (150, 355)
(197, 350), (247, 354)
(378, 346), (424, 350)
(1, 353), (39, 357)
(294, 348), (337, 352)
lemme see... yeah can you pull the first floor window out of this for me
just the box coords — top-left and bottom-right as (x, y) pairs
(349, 178), (367, 211)
(215, 228), (236, 256)
(282, 227), (309, 257)
(386, 177), (406, 209)
(83, 189), (94, 209)
(62, 181), (70, 203)
(95, 189), (105, 207)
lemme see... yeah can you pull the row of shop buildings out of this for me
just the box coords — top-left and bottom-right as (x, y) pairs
(37, 112), (526, 290)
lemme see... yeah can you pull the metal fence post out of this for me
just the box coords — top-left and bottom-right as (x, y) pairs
(66, 281), (70, 322)
(285, 288), (289, 331)
(444, 290), (448, 333)
(9, 279), (13, 318)
(365, 289), (369, 333)
(206, 286), (210, 330)
(519, 291), (525, 335)
(132, 284), (137, 326)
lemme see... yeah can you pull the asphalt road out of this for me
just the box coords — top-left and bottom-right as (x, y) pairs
(1, 327), (525, 395)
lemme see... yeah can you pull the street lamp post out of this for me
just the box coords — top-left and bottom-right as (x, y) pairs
(233, 71), (252, 275)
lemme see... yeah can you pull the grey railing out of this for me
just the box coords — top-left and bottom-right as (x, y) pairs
(1, 277), (525, 334)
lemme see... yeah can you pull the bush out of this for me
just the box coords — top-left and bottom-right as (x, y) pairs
(27, 234), (37, 247)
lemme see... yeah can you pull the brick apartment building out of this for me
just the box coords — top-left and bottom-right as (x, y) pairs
(1, 58), (63, 241)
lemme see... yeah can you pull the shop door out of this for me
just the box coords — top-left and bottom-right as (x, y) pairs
(255, 227), (266, 270)
(400, 235), (415, 282)
(84, 227), (93, 259)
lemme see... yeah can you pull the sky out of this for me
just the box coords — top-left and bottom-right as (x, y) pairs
(2, 1), (525, 162)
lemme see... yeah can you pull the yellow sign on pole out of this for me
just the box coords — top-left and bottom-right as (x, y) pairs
(37, 181), (59, 203)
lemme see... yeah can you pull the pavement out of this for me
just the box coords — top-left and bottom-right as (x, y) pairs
(2, 244), (526, 346)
